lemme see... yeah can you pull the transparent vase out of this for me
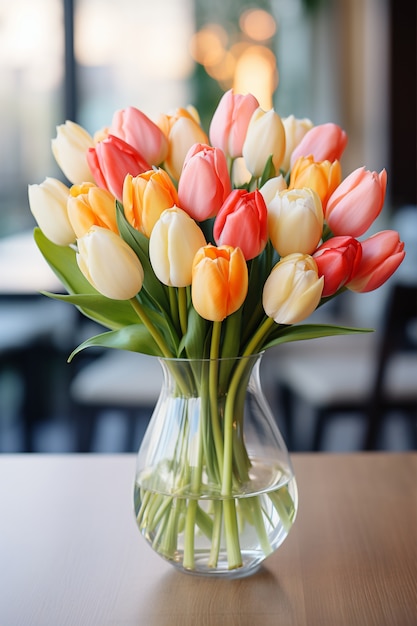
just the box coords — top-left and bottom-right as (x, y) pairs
(133, 352), (298, 578)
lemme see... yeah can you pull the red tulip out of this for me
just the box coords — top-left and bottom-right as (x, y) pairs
(290, 123), (348, 169)
(177, 143), (231, 221)
(209, 89), (259, 159)
(213, 189), (268, 260)
(325, 167), (387, 237)
(347, 230), (405, 292)
(313, 236), (362, 297)
(87, 134), (150, 201)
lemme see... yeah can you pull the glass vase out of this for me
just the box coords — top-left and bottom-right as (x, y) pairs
(133, 352), (298, 578)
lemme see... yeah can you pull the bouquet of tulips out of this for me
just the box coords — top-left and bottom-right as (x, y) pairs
(28, 90), (405, 572)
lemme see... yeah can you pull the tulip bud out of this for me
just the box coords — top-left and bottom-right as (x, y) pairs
(290, 122), (348, 169)
(289, 156), (341, 209)
(281, 115), (314, 173)
(149, 207), (207, 287)
(67, 183), (118, 238)
(213, 189), (268, 260)
(191, 244), (248, 322)
(28, 177), (75, 246)
(263, 253), (324, 324)
(157, 107), (208, 181)
(123, 169), (179, 237)
(51, 121), (95, 185)
(178, 143), (231, 221)
(110, 106), (168, 166)
(209, 89), (259, 158)
(325, 167), (387, 237)
(259, 175), (288, 206)
(76, 226), (144, 300)
(313, 236), (362, 297)
(87, 134), (150, 202)
(346, 230), (405, 293)
(268, 188), (323, 257)
(242, 108), (286, 178)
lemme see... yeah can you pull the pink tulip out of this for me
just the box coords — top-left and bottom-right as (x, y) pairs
(177, 143), (231, 221)
(110, 106), (168, 166)
(290, 123), (348, 169)
(209, 89), (259, 159)
(313, 236), (362, 297)
(213, 189), (268, 260)
(87, 135), (150, 201)
(346, 230), (405, 293)
(325, 167), (387, 237)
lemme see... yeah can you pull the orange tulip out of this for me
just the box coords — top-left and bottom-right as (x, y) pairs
(68, 183), (118, 238)
(191, 244), (248, 321)
(289, 156), (341, 209)
(123, 169), (179, 237)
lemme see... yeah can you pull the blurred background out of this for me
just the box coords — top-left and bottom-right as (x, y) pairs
(0, 0), (416, 453)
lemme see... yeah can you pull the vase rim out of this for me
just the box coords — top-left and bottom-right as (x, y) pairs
(157, 351), (265, 364)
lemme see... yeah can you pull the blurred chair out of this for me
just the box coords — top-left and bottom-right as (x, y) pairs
(70, 350), (163, 452)
(275, 282), (417, 451)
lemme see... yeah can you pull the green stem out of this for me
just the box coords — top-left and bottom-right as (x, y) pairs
(178, 286), (188, 337)
(129, 297), (174, 358)
(209, 322), (224, 478)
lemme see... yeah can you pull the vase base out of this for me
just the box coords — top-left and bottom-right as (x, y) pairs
(166, 550), (265, 579)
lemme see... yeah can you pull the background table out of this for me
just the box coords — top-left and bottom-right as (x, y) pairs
(0, 453), (416, 625)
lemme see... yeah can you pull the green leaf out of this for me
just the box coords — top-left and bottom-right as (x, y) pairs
(68, 324), (162, 361)
(259, 154), (276, 187)
(42, 292), (139, 329)
(264, 323), (374, 350)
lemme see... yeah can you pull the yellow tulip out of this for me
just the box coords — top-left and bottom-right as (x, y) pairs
(123, 169), (179, 237)
(51, 121), (95, 184)
(28, 177), (75, 246)
(242, 108), (286, 178)
(191, 244), (248, 322)
(263, 253), (324, 324)
(281, 115), (313, 173)
(267, 188), (323, 257)
(289, 156), (341, 209)
(157, 107), (208, 181)
(149, 207), (206, 287)
(67, 183), (118, 238)
(76, 226), (144, 300)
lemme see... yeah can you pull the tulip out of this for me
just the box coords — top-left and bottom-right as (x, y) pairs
(242, 107), (286, 178)
(259, 175), (288, 206)
(149, 207), (207, 287)
(325, 167), (387, 237)
(263, 253), (324, 324)
(87, 134), (150, 201)
(109, 106), (168, 166)
(178, 143), (231, 221)
(123, 169), (179, 237)
(209, 89), (259, 159)
(191, 244), (248, 322)
(157, 107), (208, 181)
(346, 230), (405, 293)
(290, 123), (348, 169)
(230, 157), (252, 188)
(313, 236), (362, 297)
(28, 177), (75, 246)
(281, 115), (314, 173)
(67, 183), (118, 238)
(76, 226), (144, 300)
(267, 188), (323, 257)
(289, 156), (342, 209)
(213, 189), (268, 260)
(51, 121), (95, 185)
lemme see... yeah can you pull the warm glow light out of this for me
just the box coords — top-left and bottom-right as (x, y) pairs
(205, 51), (236, 88)
(239, 9), (276, 42)
(233, 46), (278, 110)
(189, 24), (228, 67)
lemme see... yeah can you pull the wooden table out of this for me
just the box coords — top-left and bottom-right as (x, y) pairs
(0, 453), (415, 625)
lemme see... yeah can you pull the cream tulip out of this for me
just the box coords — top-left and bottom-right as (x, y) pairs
(242, 108), (286, 178)
(28, 177), (75, 246)
(149, 207), (206, 287)
(51, 121), (95, 184)
(281, 115), (314, 173)
(76, 226), (144, 300)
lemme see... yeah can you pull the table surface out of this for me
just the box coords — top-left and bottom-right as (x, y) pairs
(0, 453), (416, 626)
